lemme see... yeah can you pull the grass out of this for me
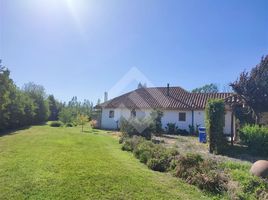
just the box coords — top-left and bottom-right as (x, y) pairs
(0, 125), (211, 200)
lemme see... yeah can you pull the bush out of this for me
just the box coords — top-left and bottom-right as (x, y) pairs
(50, 121), (63, 127)
(165, 123), (178, 135)
(221, 161), (268, 199)
(147, 157), (170, 172)
(239, 124), (268, 155)
(149, 109), (163, 136)
(90, 120), (98, 129)
(120, 118), (152, 139)
(174, 153), (228, 194)
(205, 99), (227, 154)
(177, 128), (189, 135)
(65, 122), (73, 127)
(121, 136), (145, 152)
(121, 136), (177, 172)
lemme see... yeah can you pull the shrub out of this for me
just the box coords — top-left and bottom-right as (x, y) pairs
(50, 121), (63, 127)
(239, 124), (268, 155)
(133, 140), (155, 163)
(147, 157), (169, 172)
(121, 136), (145, 152)
(177, 128), (189, 135)
(121, 136), (177, 172)
(165, 123), (178, 135)
(120, 118), (152, 139)
(221, 161), (268, 199)
(90, 120), (98, 129)
(149, 109), (163, 136)
(65, 122), (73, 127)
(205, 99), (227, 154)
(174, 153), (228, 194)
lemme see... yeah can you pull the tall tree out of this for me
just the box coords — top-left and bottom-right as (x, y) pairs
(0, 65), (13, 129)
(192, 83), (219, 93)
(230, 55), (268, 123)
(23, 82), (49, 124)
(48, 95), (60, 121)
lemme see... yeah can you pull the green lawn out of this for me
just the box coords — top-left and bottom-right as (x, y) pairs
(0, 125), (211, 200)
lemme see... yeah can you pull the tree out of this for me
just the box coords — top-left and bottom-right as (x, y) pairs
(0, 64), (12, 130)
(0, 62), (36, 130)
(230, 55), (268, 123)
(205, 99), (226, 154)
(58, 108), (73, 124)
(192, 83), (219, 93)
(77, 114), (88, 132)
(150, 109), (163, 135)
(48, 95), (60, 121)
(23, 82), (50, 124)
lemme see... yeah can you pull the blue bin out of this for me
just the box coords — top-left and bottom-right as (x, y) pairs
(198, 127), (207, 143)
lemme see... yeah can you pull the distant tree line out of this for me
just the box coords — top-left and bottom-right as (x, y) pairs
(0, 61), (94, 132)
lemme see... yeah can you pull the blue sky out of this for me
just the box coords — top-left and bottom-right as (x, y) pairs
(1, 0), (268, 104)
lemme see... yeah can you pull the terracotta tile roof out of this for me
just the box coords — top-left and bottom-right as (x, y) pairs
(96, 87), (233, 110)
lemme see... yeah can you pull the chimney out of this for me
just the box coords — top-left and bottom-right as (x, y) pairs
(167, 83), (170, 96)
(104, 92), (108, 102)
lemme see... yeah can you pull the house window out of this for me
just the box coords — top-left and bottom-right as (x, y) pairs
(131, 109), (136, 118)
(179, 112), (186, 121)
(109, 110), (114, 118)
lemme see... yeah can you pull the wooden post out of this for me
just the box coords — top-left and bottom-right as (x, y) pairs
(231, 112), (234, 146)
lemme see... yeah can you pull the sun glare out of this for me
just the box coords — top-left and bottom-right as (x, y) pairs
(27, 0), (89, 37)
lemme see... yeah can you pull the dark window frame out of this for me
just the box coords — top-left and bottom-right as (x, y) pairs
(109, 110), (114, 118)
(179, 112), (186, 121)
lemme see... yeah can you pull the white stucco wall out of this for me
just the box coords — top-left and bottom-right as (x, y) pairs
(161, 110), (192, 130)
(101, 108), (233, 134)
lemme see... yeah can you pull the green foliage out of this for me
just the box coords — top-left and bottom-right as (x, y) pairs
(192, 83), (219, 93)
(50, 121), (63, 127)
(221, 161), (268, 200)
(239, 124), (268, 155)
(165, 123), (178, 134)
(149, 109), (163, 135)
(164, 123), (189, 135)
(120, 118), (152, 139)
(48, 95), (61, 121)
(0, 64), (42, 131)
(175, 154), (228, 194)
(231, 55), (268, 123)
(57, 97), (94, 127)
(121, 137), (177, 172)
(23, 82), (50, 124)
(77, 114), (88, 132)
(205, 99), (226, 154)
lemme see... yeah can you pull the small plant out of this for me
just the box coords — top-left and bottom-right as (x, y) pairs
(165, 123), (178, 135)
(77, 114), (88, 132)
(50, 121), (63, 127)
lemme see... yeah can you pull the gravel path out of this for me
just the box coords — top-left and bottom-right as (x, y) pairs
(153, 134), (267, 164)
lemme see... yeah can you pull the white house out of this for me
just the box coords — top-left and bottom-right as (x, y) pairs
(96, 85), (236, 135)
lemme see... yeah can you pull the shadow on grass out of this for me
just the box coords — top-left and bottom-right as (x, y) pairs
(0, 122), (47, 137)
(83, 129), (100, 134)
(0, 126), (32, 137)
(221, 144), (268, 163)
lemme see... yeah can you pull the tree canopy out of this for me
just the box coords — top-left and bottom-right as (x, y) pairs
(230, 55), (268, 123)
(192, 83), (219, 93)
